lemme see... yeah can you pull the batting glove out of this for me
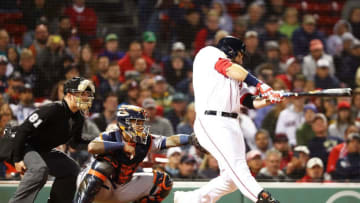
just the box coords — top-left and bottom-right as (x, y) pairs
(268, 90), (284, 104)
(256, 83), (273, 98)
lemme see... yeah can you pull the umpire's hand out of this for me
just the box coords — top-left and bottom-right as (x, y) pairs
(15, 161), (27, 175)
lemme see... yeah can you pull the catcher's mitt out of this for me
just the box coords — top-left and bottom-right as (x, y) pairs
(190, 133), (209, 154)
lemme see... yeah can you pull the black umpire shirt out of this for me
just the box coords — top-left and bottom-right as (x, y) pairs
(13, 99), (85, 162)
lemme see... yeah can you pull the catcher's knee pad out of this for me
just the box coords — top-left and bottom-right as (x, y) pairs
(73, 160), (114, 203)
(135, 171), (173, 203)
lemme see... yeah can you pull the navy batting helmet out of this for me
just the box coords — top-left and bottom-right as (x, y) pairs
(217, 36), (246, 59)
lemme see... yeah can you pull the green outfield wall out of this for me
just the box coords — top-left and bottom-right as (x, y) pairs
(1, 181), (359, 203)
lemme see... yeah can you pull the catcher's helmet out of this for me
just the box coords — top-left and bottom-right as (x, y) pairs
(217, 36), (246, 59)
(64, 77), (95, 114)
(117, 105), (150, 144)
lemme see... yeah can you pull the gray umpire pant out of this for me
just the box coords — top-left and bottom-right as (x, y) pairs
(9, 149), (80, 203)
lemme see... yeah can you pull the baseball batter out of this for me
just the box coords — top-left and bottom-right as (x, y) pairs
(174, 37), (283, 203)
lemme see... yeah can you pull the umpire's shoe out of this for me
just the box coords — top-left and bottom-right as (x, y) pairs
(256, 190), (280, 203)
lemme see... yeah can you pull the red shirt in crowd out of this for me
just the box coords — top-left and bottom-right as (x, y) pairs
(64, 6), (97, 37)
(297, 175), (332, 183)
(117, 54), (153, 82)
(327, 143), (347, 173)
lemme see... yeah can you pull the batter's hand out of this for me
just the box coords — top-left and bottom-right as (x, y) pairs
(256, 83), (273, 98)
(267, 90), (284, 104)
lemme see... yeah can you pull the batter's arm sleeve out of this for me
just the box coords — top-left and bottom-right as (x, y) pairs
(13, 105), (56, 162)
(214, 58), (248, 81)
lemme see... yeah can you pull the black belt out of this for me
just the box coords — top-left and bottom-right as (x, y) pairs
(204, 110), (238, 119)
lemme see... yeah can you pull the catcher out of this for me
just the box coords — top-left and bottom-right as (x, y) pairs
(74, 105), (204, 203)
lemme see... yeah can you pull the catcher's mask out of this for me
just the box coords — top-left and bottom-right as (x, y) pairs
(117, 105), (150, 144)
(64, 77), (95, 115)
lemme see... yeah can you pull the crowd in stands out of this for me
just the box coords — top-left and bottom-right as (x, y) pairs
(0, 0), (360, 183)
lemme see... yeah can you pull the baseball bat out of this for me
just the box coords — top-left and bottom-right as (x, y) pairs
(254, 88), (352, 99)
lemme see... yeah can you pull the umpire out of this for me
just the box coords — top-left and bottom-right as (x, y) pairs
(10, 77), (95, 203)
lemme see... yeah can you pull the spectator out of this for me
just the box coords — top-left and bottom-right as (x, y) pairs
(199, 154), (219, 179)
(9, 84), (36, 124)
(57, 16), (73, 43)
(78, 45), (96, 78)
(14, 49), (42, 92)
(348, 7), (360, 40)
(164, 56), (189, 88)
(165, 92), (188, 131)
(244, 2), (265, 34)
(136, 88), (152, 107)
(152, 75), (174, 111)
(105, 62), (122, 96)
(292, 15), (326, 59)
(7, 47), (20, 70)
(65, 32), (81, 62)
(242, 31), (264, 73)
(177, 102), (195, 135)
(308, 113), (340, 167)
(0, 103), (17, 128)
(29, 24), (49, 58)
(254, 129), (271, 159)
(165, 147), (182, 177)
(92, 55), (110, 88)
(273, 133), (293, 170)
(296, 103), (317, 146)
(21, 0), (48, 31)
(279, 7), (299, 39)
(118, 41), (153, 82)
(194, 10), (220, 54)
(4, 74), (25, 105)
(173, 9), (201, 52)
(0, 55), (9, 93)
(119, 80), (139, 106)
(276, 57), (301, 90)
(231, 16), (248, 40)
(265, 0), (286, 19)
(142, 31), (161, 64)
(99, 33), (124, 62)
(0, 29), (10, 56)
(64, 0), (98, 42)
(278, 38), (294, 71)
(256, 149), (287, 182)
(302, 39), (335, 81)
(275, 95), (305, 146)
(259, 16), (286, 51)
(92, 93), (118, 131)
(334, 32), (355, 73)
(297, 157), (327, 182)
(327, 124), (359, 175)
(261, 80), (288, 138)
(63, 64), (80, 80)
(314, 59), (341, 89)
(264, 41), (281, 74)
(328, 101), (353, 140)
(351, 88), (360, 122)
(37, 35), (66, 94)
(49, 80), (65, 101)
(292, 74), (307, 91)
(339, 40), (360, 88)
(247, 150), (263, 177)
(326, 20), (352, 56)
(143, 98), (174, 137)
(211, 1), (232, 33)
(333, 133), (360, 182)
(174, 154), (199, 180)
(284, 146), (310, 181)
